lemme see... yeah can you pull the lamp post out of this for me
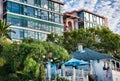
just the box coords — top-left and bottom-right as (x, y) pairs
(47, 57), (58, 81)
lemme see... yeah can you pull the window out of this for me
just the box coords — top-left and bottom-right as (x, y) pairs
(27, 7), (35, 17)
(12, 18), (20, 26)
(100, 18), (102, 25)
(38, 9), (41, 18)
(19, 5), (24, 14)
(27, 0), (34, 5)
(48, 1), (54, 11)
(34, 22), (38, 29)
(86, 13), (89, 21)
(90, 14), (93, 22)
(27, 31), (35, 39)
(55, 14), (60, 23)
(41, 10), (48, 20)
(49, 12), (54, 22)
(97, 17), (100, 25)
(24, 30), (28, 38)
(22, 0), (27, 3)
(28, 21), (34, 29)
(34, 9), (38, 18)
(54, 3), (59, 12)
(23, 5), (27, 15)
(59, 5), (63, 13)
(12, 3), (20, 14)
(41, 0), (48, 9)
(60, 15), (63, 24)
(20, 29), (24, 39)
(21, 19), (27, 27)
(79, 12), (84, 19)
(7, 16), (11, 24)
(68, 21), (72, 30)
(34, 0), (40, 7)
(34, 32), (38, 39)
(7, 2), (12, 12)
(11, 28), (20, 39)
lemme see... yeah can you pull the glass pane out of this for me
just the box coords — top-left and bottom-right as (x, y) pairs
(41, 10), (48, 20)
(79, 12), (84, 19)
(27, 0), (34, 5)
(54, 3), (59, 12)
(49, 1), (54, 11)
(7, 2), (12, 12)
(27, 7), (35, 17)
(11, 28), (20, 39)
(12, 2), (20, 14)
(55, 14), (60, 23)
(41, 0), (48, 9)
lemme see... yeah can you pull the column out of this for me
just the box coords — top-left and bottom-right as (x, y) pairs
(47, 62), (51, 81)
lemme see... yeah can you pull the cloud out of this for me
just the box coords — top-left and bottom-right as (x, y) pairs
(59, 0), (120, 34)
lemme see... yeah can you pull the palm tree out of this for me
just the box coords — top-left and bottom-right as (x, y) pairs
(0, 19), (15, 40)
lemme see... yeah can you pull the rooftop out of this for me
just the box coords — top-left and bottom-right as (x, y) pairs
(50, 0), (64, 5)
(64, 9), (106, 19)
(71, 48), (114, 61)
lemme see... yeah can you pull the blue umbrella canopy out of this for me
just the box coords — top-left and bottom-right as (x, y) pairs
(64, 58), (89, 66)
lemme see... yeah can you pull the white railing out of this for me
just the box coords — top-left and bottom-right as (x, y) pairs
(57, 69), (89, 81)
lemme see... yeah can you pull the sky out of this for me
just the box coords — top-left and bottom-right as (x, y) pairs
(59, 0), (120, 34)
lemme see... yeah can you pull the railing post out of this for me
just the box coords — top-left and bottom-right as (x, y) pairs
(72, 67), (76, 81)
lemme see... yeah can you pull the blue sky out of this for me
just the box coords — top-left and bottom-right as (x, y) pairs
(59, 0), (120, 34)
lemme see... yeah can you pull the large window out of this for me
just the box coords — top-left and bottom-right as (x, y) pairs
(41, 0), (48, 9)
(100, 18), (103, 26)
(54, 3), (59, 12)
(86, 12), (89, 21)
(90, 14), (93, 22)
(34, 0), (40, 7)
(41, 10), (48, 20)
(12, 18), (21, 26)
(60, 15), (63, 24)
(6, 2), (63, 24)
(27, 7), (34, 17)
(55, 14), (60, 23)
(27, 0), (34, 5)
(12, 2), (20, 14)
(79, 12), (84, 19)
(59, 5), (63, 13)
(28, 21), (34, 29)
(7, 14), (63, 35)
(97, 17), (100, 25)
(48, 1), (54, 11)
(7, 2), (12, 12)
(49, 12), (54, 22)
(11, 28), (21, 39)
(23, 5), (27, 15)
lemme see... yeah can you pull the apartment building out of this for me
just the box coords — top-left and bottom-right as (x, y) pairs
(64, 9), (108, 31)
(1, 0), (64, 41)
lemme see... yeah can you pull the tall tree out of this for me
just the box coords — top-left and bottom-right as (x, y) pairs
(47, 27), (120, 59)
(0, 19), (15, 40)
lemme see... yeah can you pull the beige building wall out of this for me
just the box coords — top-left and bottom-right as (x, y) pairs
(0, 0), (3, 19)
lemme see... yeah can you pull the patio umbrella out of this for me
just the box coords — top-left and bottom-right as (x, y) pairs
(64, 58), (89, 66)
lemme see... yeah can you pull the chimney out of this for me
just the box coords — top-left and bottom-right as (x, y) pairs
(78, 44), (84, 52)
